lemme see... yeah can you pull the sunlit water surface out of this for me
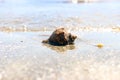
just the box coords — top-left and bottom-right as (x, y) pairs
(0, 0), (120, 31)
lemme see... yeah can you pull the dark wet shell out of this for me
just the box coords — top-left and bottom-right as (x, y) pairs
(48, 28), (68, 45)
(42, 28), (77, 46)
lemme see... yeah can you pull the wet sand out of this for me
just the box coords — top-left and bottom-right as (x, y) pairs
(0, 31), (120, 80)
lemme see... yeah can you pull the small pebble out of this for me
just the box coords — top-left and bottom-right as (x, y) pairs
(96, 43), (104, 48)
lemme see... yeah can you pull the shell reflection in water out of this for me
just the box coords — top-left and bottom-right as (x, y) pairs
(42, 43), (75, 53)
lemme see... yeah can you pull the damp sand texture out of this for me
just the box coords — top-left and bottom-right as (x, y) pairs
(0, 31), (120, 80)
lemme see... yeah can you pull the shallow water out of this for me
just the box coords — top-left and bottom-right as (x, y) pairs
(0, 0), (120, 80)
(0, 0), (120, 31)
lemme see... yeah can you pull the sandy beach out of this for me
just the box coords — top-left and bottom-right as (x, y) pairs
(0, 0), (120, 80)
